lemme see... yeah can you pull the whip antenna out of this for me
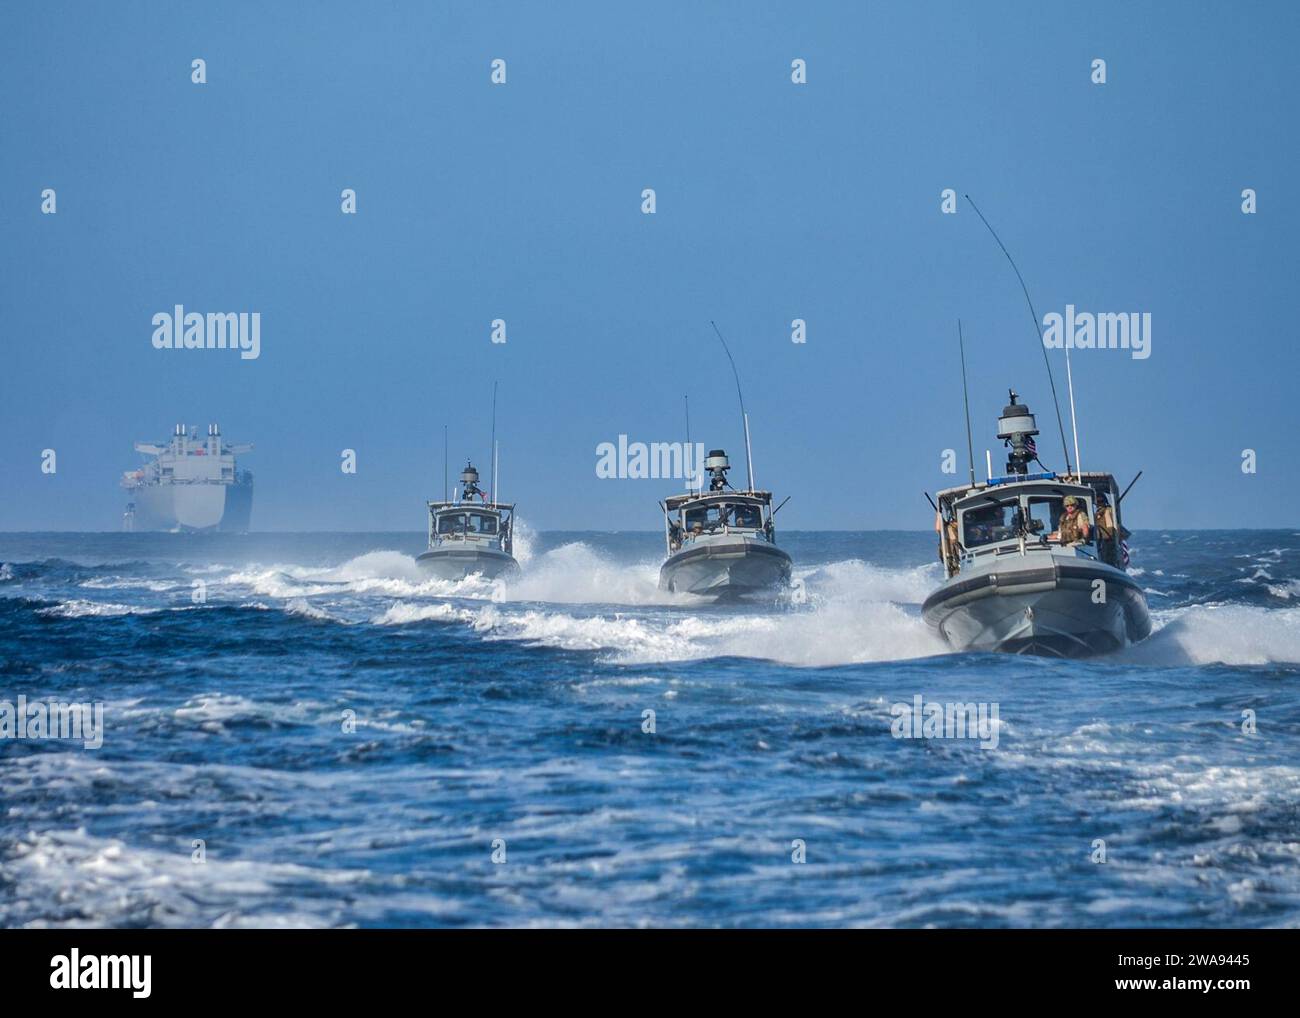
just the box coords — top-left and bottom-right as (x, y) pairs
(1065, 335), (1082, 479)
(965, 194), (1073, 476)
(684, 395), (693, 494)
(958, 320), (976, 488)
(489, 381), (498, 501)
(709, 320), (754, 492)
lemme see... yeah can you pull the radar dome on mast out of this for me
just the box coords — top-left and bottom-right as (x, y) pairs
(460, 462), (483, 499)
(705, 450), (730, 491)
(996, 390), (1039, 476)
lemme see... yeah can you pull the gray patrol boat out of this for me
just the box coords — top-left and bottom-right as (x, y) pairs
(417, 461), (519, 581)
(657, 323), (793, 599)
(658, 449), (792, 598)
(922, 392), (1150, 657)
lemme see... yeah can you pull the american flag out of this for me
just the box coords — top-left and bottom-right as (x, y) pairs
(1119, 540), (1131, 568)
(1025, 435), (1037, 459)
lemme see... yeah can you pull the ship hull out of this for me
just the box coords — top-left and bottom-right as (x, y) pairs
(922, 557), (1150, 658)
(127, 481), (253, 533)
(658, 537), (792, 598)
(416, 546), (520, 581)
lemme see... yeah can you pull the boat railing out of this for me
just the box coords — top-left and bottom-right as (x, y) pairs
(960, 536), (1097, 569)
(667, 516), (772, 554)
(428, 530), (512, 556)
(427, 503), (514, 553)
(125, 476), (241, 486)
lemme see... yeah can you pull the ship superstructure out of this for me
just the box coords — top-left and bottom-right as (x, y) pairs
(121, 423), (253, 532)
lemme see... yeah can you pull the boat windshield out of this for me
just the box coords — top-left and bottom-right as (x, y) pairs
(437, 513), (466, 535)
(683, 502), (762, 533)
(437, 512), (499, 535)
(1026, 496), (1063, 537)
(731, 504), (762, 529)
(684, 506), (716, 532)
(961, 500), (1021, 548)
(467, 512), (498, 534)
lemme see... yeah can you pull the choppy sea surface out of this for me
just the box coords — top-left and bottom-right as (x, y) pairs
(2, 529), (1298, 928)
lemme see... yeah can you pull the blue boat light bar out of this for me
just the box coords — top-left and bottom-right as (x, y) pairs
(987, 471), (1057, 486)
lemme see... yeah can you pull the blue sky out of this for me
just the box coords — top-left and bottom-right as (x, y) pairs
(1, 0), (1296, 530)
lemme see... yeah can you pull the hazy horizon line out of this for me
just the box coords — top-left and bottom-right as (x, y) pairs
(1, 527), (1295, 537)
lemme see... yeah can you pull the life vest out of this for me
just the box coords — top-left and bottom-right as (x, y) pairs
(1096, 506), (1117, 539)
(1059, 510), (1088, 544)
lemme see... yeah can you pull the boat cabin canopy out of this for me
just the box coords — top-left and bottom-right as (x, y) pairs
(953, 479), (1094, 549)
(663, 490), (773, 511)
(661, 490), (778, 552)
(426, 500), (515, 552)
(663, 491), (772, 529)
(435, 509), (500, 535)
(938, 473), (1122, 516)
(935, 472), (1128, 574)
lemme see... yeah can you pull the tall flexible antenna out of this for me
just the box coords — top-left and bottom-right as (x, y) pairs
(957, 320), (975, 487)
(443, 424), (448, 501)
(709, 320), (754, 492)
(743, 412), (755, 492)
(489, 381), (498, 501)
(965, 194), (1073, 475)
(1065, 342), (1082, 479)
(684, 395), (693, 494)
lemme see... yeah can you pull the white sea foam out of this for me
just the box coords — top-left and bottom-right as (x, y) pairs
(173, 692), (279, 725)
(80, 576), (178, 593)
(2, 826), (366, 928)
(509, 518), (538, 568)
(799, 558), (938, 605)
(166, 693), (346, 732)
(284, 598), (343, 623)
(222, 552), (499, 601)
(360, 548), (945, 666)
(1123, 604), (1300, 666)
(104, 542), (1300, 669)
(464, 558), (947, 666)
(503, 542), (671, 605)
(370, 601), (474, 626)
(225, 551), (427, 599)
(36, 599), (159, 619)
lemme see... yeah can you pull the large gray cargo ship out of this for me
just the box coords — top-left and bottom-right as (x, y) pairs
(121, 424), (253, 532)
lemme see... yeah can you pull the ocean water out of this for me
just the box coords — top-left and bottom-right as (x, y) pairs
(2, 529), (1299, 928)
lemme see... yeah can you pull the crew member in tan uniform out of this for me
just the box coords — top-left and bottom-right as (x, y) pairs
(1054, 495), (1091, 547)
(1094, 493), (1117, 563)
(936, 509), (961, 573)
